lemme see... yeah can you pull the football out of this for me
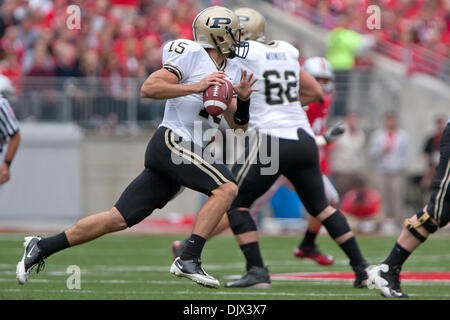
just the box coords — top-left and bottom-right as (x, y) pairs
(203, 79), (233, 116)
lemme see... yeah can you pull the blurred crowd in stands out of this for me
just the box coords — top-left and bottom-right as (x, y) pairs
(0, 0), (201, 88)
(271, 0), (450, 81)
(1, 0), (448, 89)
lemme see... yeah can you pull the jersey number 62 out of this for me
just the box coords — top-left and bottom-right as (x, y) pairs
(263, 70), (298, 105)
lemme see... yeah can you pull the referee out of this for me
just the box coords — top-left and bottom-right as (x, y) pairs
(0, 75), (20, 185)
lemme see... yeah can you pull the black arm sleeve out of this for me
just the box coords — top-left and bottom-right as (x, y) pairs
(233, 98), (250, 125)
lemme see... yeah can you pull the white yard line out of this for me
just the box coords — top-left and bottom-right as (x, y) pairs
(2, 275), (450, 287)
(0, 288), (389, 297)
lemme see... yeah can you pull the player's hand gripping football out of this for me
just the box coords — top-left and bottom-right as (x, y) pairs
(233, 69), (258, 101)
(192, 71), (227, 93)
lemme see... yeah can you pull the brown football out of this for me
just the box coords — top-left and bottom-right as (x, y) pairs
(202, 79), (233, 116)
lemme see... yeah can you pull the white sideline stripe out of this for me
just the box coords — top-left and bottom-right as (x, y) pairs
(0, 278), (182, 284)
(15, 288), (450, 298)
(0, 288), (385, 297)
(2, 276), (450, 286)
(2, 256), (450, 273)
(0, 278), (50, 283)
(271, 280), (450, 286)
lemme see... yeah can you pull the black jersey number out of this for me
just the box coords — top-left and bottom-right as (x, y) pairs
(168, 41), (188, 54)
(198, 107), (221, 124)
(263, 70), (298, 105)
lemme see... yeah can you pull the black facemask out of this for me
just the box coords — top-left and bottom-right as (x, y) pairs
(227, 27), (249, 59)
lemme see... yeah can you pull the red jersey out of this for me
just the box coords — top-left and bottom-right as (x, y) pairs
(305, 95), (332, 175)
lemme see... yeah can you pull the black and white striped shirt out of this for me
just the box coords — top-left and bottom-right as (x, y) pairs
(0, 94), (19, 153)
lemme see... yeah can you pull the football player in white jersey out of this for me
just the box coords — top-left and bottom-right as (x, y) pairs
(16, 6), (257, 289)
(217, 7), (369, 288)
(171, 26), (343, 266)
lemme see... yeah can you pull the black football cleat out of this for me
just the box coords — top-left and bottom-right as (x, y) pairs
(352, 263), (370, 288)
(16, 236), (46, 285)
(171, 240), (186, 259)
(367, 264), (408, 298)
(225, 266), (271, 289)
(170, 257), (219, 288)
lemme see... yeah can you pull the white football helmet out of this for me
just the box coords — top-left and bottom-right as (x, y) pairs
(302, 57), (335, 93)
(192, 6), (248, 58)
(234, 7), (266, 43)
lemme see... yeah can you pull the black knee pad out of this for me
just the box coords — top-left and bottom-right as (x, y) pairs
(321, 211), (351, 239)
(227, 209), (257, 235)
(404, 211), (439, 242)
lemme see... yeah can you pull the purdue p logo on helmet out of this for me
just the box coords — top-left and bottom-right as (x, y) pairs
(192, 6), (248, 58)
(234, 7), (266, 43)
(209, 17), (232, 28)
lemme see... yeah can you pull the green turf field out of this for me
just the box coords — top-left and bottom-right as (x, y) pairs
(1, 233), (449, 300)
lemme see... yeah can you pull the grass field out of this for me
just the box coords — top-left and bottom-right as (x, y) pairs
(1, 233), (450, 300)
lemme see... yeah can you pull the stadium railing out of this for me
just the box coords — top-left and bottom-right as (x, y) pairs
(7, 72), (392, 129)
(10, 74), (367, 126)
(10, 76), (165, 129)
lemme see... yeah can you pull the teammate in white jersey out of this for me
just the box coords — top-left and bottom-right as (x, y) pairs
(220, 8), (369, 288)
(16, 6), (257, 289)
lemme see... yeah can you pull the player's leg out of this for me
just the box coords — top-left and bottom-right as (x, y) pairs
(285, 129), (369, 288)
(295, 175), (338, 265)
(158, 128), (238, 287)
(170, 132), (266, 259)
(191, 182), (237, 239)
(16, 167), (180, 285)
(368, 123), (450, 298)
(294, 214), (335, 265)
(224, 134), (282, 288)
(211, 174), (288, 237)
(170, 175), (287, 259)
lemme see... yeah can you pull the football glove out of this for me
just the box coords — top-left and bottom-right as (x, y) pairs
(324, 123), (345, 144)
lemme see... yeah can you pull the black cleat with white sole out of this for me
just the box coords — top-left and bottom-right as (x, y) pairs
(16, 236), (45, 285)
(170, 257), (219, 288)
(225, 266), (271, 289)
(367, 264), (408, 298)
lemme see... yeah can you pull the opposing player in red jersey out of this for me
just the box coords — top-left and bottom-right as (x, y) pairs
(303, 57), (335, 178)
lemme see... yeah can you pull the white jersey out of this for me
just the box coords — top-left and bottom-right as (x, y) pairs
(0, 94), (19, 162)
(159, 39), (241, 147)
(235, 40), (314, 140)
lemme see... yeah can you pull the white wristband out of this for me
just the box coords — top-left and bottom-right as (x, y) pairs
(315, 135), (327, 147)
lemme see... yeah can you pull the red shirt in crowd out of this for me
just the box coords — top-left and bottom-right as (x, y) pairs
(340, 188), (381, 218)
